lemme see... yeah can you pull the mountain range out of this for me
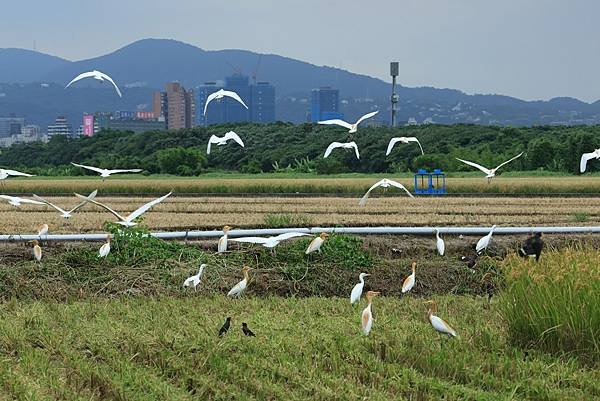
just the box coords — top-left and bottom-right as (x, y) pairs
(1, 38), (600, 128)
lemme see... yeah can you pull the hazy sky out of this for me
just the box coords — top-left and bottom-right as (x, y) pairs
(2, 0), (599, 101)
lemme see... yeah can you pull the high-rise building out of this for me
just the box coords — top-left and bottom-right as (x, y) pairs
(47, 116), (73, 137)
(0, 117), (25, 138)
(310, 87), (342, 122)
(152, 83), (195, 130)
(197, 75), (276, 126)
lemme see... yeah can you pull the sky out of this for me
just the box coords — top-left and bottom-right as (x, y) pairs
(1, 0), (599, 102)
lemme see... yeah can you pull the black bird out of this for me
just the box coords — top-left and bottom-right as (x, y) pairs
(518, 232), (544, 261)
(219, 317), (231, 337)
(241, 322), (255, 337)
(460, 254), (478, 270)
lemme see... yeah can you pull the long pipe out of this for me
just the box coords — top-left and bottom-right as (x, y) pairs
(1, 226), (599, 242)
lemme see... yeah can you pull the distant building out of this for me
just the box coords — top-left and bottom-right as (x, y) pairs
(81, 111), (166, 135)
(0, 117), (25, 138)
(47, 116), (73, 137)
(197, 75), (275, 125)
(310, 87), (342, 122)
(153, 83), (196, 130)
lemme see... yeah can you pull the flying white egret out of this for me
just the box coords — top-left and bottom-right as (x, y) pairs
(76, 192), (172, 227)
(227, 266), (252, 297)
(0, 195), (44, 207)
(29, 240), (42, 262)
(350, 272), (370, 304)
(424, 300), (457, 337)
(218, 226), (232, 253)
(435, 229), (445, 256)
(32, 190), (98, 218)
(65, 70), (122, 97)
(324, 141), (360, 159)
(359, 178), (414, 206)
(71, 163), (143, 180)
(318, 111), (379, 133)
(231, 232), (311, 248)
(402, 262), (416, 294)
(580, 148), (600, 173)
(386, 137), (424, 156)
(456, 152), (523, 183)
(0, 169), (34, 181)
(183, 263), (207, 291)
(98, 236), (111, 258)
(204, 89), (248, 115)
(476, 225), (497, 254)
(305, 233), (329, 254)
(361, 291), (380, 336)
(37, 224), (49, 237)
(207, 131), (245, 155)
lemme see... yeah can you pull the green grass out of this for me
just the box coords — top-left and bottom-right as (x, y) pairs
(0, 296), (597, 400)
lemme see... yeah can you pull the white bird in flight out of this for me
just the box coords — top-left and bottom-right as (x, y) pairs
(207, 131), (245, 155)
(386, 137), (424, 156)
(359, 178), (414, 207)
(0, 195), (44, 207)
(476, 225), (497, 254)
(231, 232), (310, 248)
(183, 263), (207, 291)
(435, 229), (445, 256)
(76, 192), (172, 227)
(318, 111), (379, 133)
(227, 266), (252, 297)
(32, 190), (97, 218)
(324, 141), (360, 159)
(579, 148), (600, 173)
(350, 272), (370, 304)
(0, 169), (34, 181)
(71, 163), (143, 180)
(65, 70), (122, 97)
(204, 89), (248, 115)
(456, 152), (523, 183)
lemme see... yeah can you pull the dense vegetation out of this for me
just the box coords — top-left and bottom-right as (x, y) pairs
(1, 123), (600, 176)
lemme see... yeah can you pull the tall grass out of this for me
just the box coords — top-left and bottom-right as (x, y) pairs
(500, 247), (600, 364)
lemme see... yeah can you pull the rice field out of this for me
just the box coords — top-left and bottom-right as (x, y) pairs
(1, 194), (599, 234)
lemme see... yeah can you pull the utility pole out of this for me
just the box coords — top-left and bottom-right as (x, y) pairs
(390, 62), (399, 127)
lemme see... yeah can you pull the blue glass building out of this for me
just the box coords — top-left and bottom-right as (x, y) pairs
(310, 87), (343, 122)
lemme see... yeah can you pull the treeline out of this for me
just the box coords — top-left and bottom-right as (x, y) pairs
(0, 123), (599, 175)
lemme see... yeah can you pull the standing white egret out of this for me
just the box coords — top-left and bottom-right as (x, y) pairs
(183, 263), (207, 291)
(76, 192), (172, 227)
(204, 89), (248, 115)
(386, 137), (424, 156)
(318, 111), (379, 133)
(359, 178), (414, 206)
(33, 190), (97, 218)
(0, 169), (34, 181)
(65, 70), (122, 97)
(305, 233), (329, 254)
(207, 131), (245, 155)
(230, 232), (310, 248)
(402, 262), (416, 294)
(98, 236), (111, 258)
(361, 291), (380, 335)
(0, 195), (44, 207)
(455, 152), (523, 183)
(71, 163), (142, 180)
(424, 300), (457, 337)
(476, 225), (497, 254)
(580, 148), (600, 173)
(350, 272), (370, 304)
(323, 141), (360, 159)
(227, 266), (252, 297)
(218, 226), (232, 253)
(37, 224), (49, 237)
(29, 240), (42, 262)
(435, 229), (445, 256)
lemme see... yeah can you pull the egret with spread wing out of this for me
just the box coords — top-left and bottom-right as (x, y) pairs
(580, 148), (600, 173)
(76, 192), (172, 227)
(207, 131), (245, 155)
(71, 163), (142, 180)
(65, 70), (122, 97)
(456, 152), (523, 183)
(231, 232), (310, 248)
(386, 137), (424, 156)
(359, 178), (414, 206)
(0, 169), (34, 181)
(0, 195), (44, 207)
(318, 111), (379, 133)
(33, 190), (97, 218)
(324, 141), (360, 159)
(204, 89), (248, 115)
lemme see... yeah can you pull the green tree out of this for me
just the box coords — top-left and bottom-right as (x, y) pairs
(156, 147), (206, 176)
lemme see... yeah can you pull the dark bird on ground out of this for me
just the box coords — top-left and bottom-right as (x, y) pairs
(460, 254), (478, 270)
(518, 232), (544, 261)
(219, 317), (231, 337)
(242, 322), (256, 337)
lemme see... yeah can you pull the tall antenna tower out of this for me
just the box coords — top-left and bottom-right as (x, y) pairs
(390, 62), (399, 127)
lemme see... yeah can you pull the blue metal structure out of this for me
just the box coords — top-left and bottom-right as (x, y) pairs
(413, 169), (446, 195)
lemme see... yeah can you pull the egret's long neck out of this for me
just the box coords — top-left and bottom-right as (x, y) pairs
(359, 276), (365, 285)
(243, 271), (249, 282)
